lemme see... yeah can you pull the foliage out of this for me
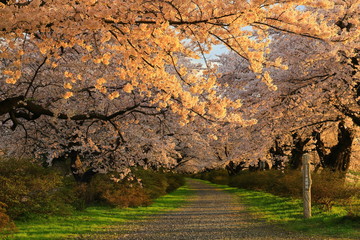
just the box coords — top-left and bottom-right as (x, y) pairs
(133, 168), (185, 199)
(0, 202), (15, 235)
(212, 1), (359, 170)
(7, 184), (192, 240)
(61, 173), (155, 210)
(34, 168), (184, 210)
(0, 156), (186, 233)
(88, 174), (151, 208)
(311, 171), (359, 211)
(231, 170), (303, 198)
(0, 0), (358, 176)
(0, 158), (72, 220)
(195, 169), (230, 185)
(132, 168), (169, 199)
(196, 169), (302, 197)
(164, 172), (186, 193)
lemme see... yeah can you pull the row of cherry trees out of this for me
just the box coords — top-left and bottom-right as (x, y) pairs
(0, 0), (359, 181)
(215, 10), (359, 173)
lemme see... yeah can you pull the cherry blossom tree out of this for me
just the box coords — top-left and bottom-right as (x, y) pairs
(215, 0), (359, 172)
(0, 0), (358, 177)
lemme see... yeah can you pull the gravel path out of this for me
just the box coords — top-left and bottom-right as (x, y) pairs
(115, 179), (330, 240)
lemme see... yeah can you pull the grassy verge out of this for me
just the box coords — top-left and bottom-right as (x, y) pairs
(3, 183), (192, 240)
(199, 180), (360, 239)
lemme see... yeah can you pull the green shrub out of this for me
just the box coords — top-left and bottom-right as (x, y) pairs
(0, 157), (186, 222)
(209, 169), (230, 185)
(165, 172), (186, 193)
(101, 183), (150, 208)
(78, 169), (185, 208)
(134, 169), (169, 199)
(228, 171), (254, 189)
(0, 158), (72, 220)
(133, 169), (186, 198)
(88, 173), (151, 208)
(227, 170), (302, 198)
(311, 171), (359, 211)
(195, 169), (230, 185)
(0, 202), (15, 234)
(65, 182), (93, 210)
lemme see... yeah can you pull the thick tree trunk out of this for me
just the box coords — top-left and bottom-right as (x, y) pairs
(269, 137), (286, 170)
(324, 122), (352, 172)
(289, 133), (310, 170)
(69, 151), (97, 183)
(225, 160), (245, 175)
(248, 160), (269, 171)
(314, 122), (353, 173)
(313, 131), (326, 172)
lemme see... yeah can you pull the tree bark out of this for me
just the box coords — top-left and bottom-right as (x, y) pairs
(289, 133), (310, 169)
(225, 160), (245, 175)
(324, 122), (352, 172)
(313, 130), (326, 172)
(269, 137), (286, 170)
(314, 121), (353, 173)
(69, 151), (97, 183)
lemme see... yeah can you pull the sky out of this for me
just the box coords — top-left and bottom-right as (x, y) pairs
(207, 44), (229, 59)
(192, 44), (229, 66)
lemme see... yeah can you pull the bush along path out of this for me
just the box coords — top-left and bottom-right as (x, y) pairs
(94, 179), (340, 240)
(3, 180), (191, 240)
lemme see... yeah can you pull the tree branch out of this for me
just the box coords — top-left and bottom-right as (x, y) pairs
(0, 95), (143, 129)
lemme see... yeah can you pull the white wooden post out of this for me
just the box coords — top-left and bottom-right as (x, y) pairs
(302, 153), (312, 218)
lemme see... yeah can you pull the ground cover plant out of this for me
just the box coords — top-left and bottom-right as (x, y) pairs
(200, 179), (360, 239)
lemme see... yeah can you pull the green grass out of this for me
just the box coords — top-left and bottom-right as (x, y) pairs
(349, 171), (360, 176)
(2, 184), (192, 240)
(199, 180), (360, 239)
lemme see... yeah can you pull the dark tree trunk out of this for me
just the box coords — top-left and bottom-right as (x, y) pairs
(324, 122), (352, 172)
(314, 122), (353, 173)
(42, 150), (98, 183)
(313, 130), (326, 172)
(69, 151), (97, 183)
(225, 160), (245, 175)
(248, 160), (270, 171)
(270, 137), (286, 170)
(69, 151), (82, 182)
(258, 160), (270, 171)
(289, 133), (311, 169)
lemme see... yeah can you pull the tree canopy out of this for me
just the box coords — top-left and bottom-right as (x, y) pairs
(0, 0), (359, 176)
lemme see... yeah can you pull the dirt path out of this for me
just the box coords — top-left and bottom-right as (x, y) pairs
(114, 179), (325, 240)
